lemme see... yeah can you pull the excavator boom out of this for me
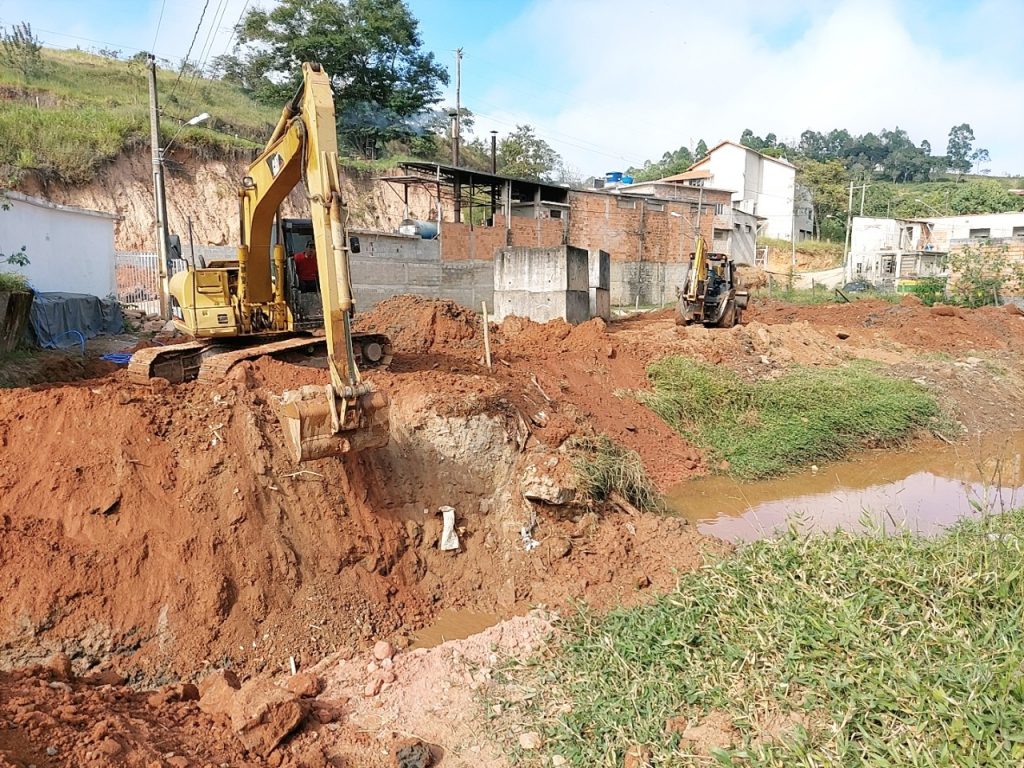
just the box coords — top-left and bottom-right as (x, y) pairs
(237, 62), (388, 461)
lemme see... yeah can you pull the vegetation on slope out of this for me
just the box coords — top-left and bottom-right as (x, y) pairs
(510, 508), (1024, 766)
(0, 48), (275, 183)
(639, 359), (941, 479)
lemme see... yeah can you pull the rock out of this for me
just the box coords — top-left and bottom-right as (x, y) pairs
(551, 757), (568, 767)
(373, 640), (395, 661)
(167, 758), (190, 768)
(45, 653), (73, 681)
(394, 739), (434, 768)
(81, 668), (125, 687)
(624, 744), (652, 768)
(147, 683), (200, 708)
(98, 738), (123, 757)
(521, 464), (576, 505)
(283, 672), (322, 698)
(606, 345), (616, 359)
(46, 746), (58, 757)
(518, 732), (543, 750)
(198, 670), (241, 717)
(227, 679), (309, 757)
(364, 678), (383, 698)
(1005, 303), (1024, 316)
(543, 537), (572, 560)
(835, 329), (851, 340)
(382, 670), (396, 684)
(930, 304), (961, 318)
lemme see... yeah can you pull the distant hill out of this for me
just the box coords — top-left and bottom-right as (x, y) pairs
(0, 48), (277, 185)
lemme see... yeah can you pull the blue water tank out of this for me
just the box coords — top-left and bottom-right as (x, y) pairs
(398, 219), (439, 239)
(605, 171), (623, 183)
(621, 175), (634, 185)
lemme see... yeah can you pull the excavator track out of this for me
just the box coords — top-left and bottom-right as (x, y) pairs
(127, 341), (207, 384)
(128, 334), (392, 385)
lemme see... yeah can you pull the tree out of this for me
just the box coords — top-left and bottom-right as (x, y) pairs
(497, 125), (560, 181)
(946, 123), (976, 180)
(694, 139), (708, 160)
(0, 22), (43, 82)
(626, 144), (693, 182)
(796, 159), (848, 240)
(219, 0), (448, 157)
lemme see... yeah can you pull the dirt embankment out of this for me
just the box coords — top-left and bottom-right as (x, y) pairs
(3, 295), (1024, 766)
(16, 152), (437, 251)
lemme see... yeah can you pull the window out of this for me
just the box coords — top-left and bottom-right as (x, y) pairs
(645, 201), (665, 212)
(617, 198), (636, 209)
(734, 223), (741, 230)
(549, 209), (562, 219)
(969, 227), (991, 239)
(714, 203), (725, 214)
(745, 225), (752, 233)
(1013, 226), (1024, 238)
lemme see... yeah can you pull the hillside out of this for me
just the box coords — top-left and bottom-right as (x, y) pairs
(0, 48), (276, 185)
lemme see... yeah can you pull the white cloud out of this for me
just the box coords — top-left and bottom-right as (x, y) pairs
(474, 0), (1024, 176)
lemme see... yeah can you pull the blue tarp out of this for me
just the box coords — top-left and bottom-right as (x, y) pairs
(28, 292), (123, 349)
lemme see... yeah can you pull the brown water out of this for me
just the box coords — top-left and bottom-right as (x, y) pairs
(666, 432), (1024, 542)
(410, 609), (500, 650)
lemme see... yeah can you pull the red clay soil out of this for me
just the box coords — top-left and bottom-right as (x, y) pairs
(0, 297), (720, 689)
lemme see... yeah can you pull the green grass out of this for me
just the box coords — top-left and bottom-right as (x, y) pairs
(0, 271), (29, 291)
(0, 48), (274, 182)
(757, 236), (844, 262)
(759, 286), (901, 305)
(638, 359), (940, 479)
(509, 509), (1024, 766)
(570, 435), (662, 513)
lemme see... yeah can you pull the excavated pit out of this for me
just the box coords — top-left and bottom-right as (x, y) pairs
(0, 298), (717, 685)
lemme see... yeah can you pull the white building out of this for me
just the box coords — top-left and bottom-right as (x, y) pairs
(1, 191), (118, 296)
(848, 211), (1024, 285)
(678, 140), (813, 241)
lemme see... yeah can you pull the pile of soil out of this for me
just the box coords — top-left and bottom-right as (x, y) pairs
(356, 294), (480, 354)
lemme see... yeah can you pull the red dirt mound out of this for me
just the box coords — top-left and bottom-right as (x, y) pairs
(356, 294), (479, 354)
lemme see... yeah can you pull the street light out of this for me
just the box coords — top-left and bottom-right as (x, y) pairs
(164, 112), (210, 156)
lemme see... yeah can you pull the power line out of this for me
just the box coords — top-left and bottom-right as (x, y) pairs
(151, 0), (168, 52)
(169, 0), (211, 99)
(218, 0), (251, 60)
(181, 0), (231, 104)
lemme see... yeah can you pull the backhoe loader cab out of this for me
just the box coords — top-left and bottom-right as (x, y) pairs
(676, 237), (749, 328)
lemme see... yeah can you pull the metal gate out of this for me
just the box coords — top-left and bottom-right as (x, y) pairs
(115, 252), (187, 316)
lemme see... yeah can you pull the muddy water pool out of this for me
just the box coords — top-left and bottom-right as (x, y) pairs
(666, 432), (1024, 542)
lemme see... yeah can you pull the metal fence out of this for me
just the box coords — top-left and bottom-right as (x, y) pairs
(115, 252), (187, 316)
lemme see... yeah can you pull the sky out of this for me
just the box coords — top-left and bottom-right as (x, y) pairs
(3, 0), (1022, 176)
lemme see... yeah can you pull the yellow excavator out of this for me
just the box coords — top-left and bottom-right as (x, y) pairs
(676, 235), (749, 327)
(130, 63), (389, 462)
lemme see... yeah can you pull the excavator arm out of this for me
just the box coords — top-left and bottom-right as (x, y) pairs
(238, 62), (388, 462)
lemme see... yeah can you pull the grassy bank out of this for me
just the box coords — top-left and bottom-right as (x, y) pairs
(0, 48), (273, 183)
(510, 509), (1024, 766)
(639, 359), (940, 479)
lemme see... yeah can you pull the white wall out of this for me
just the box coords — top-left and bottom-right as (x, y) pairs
(1, 192), (116, 296)
(759, 160), (797, 239)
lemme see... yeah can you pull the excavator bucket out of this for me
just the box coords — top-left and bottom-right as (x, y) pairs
(278, 385), (389, 462)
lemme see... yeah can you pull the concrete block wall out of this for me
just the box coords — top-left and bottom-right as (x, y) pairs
(612, 261), (690, 307)
(493, 246), (591, 323)
(588, 249), (611, 321)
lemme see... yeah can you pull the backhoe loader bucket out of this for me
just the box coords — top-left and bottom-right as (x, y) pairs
(278, 384), (389, 462)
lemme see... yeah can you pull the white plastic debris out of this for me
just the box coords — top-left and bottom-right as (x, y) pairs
(439, 506), (460, 551)
(520, 525), (540, 552)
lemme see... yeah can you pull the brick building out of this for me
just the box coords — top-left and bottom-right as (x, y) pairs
(383, 163), (751, 305)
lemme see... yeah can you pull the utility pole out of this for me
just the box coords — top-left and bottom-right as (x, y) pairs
(452, 48), (463, 224)
(842, 179), (854, 267)
(490, 129), (498, 220)
(860, 183), (867, 216)
(147, 53), (171, 320)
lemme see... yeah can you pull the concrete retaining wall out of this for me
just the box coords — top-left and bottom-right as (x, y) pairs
(612, 261), (690, 306)
(493, 246), (591, 323)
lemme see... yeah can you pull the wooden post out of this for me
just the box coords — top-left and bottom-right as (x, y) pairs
(481, 301), (493, 371)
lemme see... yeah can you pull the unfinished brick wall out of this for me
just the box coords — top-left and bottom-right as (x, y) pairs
(948, 240), (1024, 296)
(440, 214), (565, 261)
(567, 190), (721, 264)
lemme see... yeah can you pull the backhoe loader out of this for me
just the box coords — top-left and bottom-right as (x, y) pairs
(130, 63), (389, 462)
(676, 235), (749, 328)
